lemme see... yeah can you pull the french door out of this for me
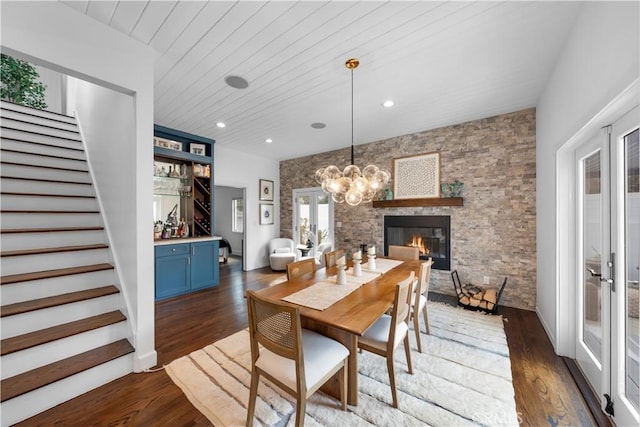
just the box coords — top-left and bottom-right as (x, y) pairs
(292, 188), (333, 258)
(576, 106), (639, 425)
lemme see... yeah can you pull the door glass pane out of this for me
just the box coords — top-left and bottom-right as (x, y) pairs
(583, 150), (602, 362)
(297, 195), (311, 245)
(624, 128), (639, 410)
(317, 193), (329, 245)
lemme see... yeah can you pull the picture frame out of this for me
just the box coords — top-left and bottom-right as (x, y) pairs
(190, 143), (206, 156)
(393, 152), (441, 199)
(154, 137), (182, 152)
(259, 179), (274, 201)
(259, 203), (274, 225)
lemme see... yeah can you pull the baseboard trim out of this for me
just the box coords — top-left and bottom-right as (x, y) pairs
(562, 357), (613, 427)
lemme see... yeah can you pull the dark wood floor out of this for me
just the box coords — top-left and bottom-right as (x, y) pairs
(19, 256), (599, 426)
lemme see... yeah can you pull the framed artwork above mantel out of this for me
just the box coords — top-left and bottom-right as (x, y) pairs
(392, 152), (441, 199)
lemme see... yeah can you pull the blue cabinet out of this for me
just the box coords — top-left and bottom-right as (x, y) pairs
(155, 239), (219, 300)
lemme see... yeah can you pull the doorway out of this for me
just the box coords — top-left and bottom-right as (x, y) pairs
(214, 185), (246, 271)
(292, 188), (333, 259)
(574, 106), (639, 425)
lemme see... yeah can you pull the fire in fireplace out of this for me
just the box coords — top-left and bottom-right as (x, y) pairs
(384, 215), (450, 270)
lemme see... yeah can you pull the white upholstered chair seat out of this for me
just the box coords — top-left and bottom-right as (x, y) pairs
(256, 329), (349, 391)
(359, 314), (409, 351)
(411, 293), (427, 312)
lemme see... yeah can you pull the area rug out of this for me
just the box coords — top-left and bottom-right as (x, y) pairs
(166, 302), (519, 426)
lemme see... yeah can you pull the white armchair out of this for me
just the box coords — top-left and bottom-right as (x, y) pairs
(314, 242), (332, 268)
(269, 238), (296, 271)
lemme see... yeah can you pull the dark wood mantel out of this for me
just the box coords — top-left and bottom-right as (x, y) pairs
(371, 197), (463, 208)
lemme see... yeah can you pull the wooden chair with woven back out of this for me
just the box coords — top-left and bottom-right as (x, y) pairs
(451, 270), (508, 314)
(411, 259), (433, 353)
(323, 249), (345, 268)
(245, 290), (349, 427)
(387, 245), (420, 261)
(286, 257), (316, 281)
(357, 271), (415, 408)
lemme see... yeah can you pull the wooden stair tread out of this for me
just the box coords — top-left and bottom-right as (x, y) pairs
(0, 161), (88, 173)
(0, 263), (114, 286)
(0, 147), (86, 162)
(0, 136), (84, 152)
(0, 176), (92, 185)
(1, 311), (126, 356)
(1, 191), (94, 198)
(1, 285), (119, 317)
(1, 244), (108, 257)
(0, 210), (99, 214)
(1, 226), (104, 234)
(0, 338), (134, 402)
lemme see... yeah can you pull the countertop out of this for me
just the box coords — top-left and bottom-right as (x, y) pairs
(154, 236), (221, 246)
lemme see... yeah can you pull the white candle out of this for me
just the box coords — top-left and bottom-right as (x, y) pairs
(337, 255), (346, 266)
(367, 245), (376, 256)
(353, 250), (362, 260)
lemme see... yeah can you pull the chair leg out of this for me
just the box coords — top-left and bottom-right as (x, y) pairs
(404, 335), (413, 375)
(386, 350), (399, 408)
(295, 398), (306, 427)
(423, 305), (430, 335)
(413, 309), (422, 353)
(339, 360), (348, 410)
(246, 369), (259, 427)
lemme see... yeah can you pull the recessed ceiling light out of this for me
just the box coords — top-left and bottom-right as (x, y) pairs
(224, 75), (249, 89)
(265, 138), (273, 143)
(310, 122), (326, 129)
(216, 122), (226, 128)
(382, 100), (395, 108)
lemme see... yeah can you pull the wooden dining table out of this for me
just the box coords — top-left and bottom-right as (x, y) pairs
(255, 257), (422, 406)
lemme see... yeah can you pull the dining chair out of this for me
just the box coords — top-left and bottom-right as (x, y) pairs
(388, 245), (420, 261)
(286, 257), (316, 281)
(324, 249), (345, 268)
(357, 271), (415, 408)
(411, 259), (433, 353)
(245, 290), (349, 427)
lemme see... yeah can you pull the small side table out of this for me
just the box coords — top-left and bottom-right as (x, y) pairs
(296, 245), (312, 257)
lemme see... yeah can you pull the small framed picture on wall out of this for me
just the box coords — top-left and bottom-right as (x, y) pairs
(259, 179), (274, 201)
(259, 203), (274, 225)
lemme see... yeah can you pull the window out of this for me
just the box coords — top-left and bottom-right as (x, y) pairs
(232, 198), (243, 233)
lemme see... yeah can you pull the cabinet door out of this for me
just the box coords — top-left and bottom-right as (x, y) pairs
(155, 252), (190, 300)
(190, 240), (219, 289)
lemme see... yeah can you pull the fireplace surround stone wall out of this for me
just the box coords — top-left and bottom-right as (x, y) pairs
(280, 108), (536, 310)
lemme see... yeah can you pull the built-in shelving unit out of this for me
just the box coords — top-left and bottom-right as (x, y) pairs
(372, 197), (463, 208)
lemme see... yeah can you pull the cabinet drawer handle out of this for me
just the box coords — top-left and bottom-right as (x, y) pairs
(172, 248), (176, 252)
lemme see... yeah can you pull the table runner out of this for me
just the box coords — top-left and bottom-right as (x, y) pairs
(282, 269), (382, 311)
(362, 258), (404, 274)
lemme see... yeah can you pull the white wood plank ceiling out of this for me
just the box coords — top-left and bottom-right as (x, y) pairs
(60, 1), (582, 161)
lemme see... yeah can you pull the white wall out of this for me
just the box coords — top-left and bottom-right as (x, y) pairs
(1, 1), (156, 370)
(214, 186), (244, 256)
(214, 145), (280, 270)
(35, 65), (64, 114)
(536, 1), (639, 353)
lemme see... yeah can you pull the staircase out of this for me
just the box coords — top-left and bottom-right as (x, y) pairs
(0, 101), (134, 426)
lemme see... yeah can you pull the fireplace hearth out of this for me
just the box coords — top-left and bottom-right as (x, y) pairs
(383, 215), (450, 270)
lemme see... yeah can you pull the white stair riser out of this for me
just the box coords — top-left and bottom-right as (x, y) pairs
(0, 163), (91, 183)
(1, 322), (130, 379)
(1, 212), (101, 228)
(1, 294), (122, 339)
(1, 248), (111, 276)
(0, 229), (106, 252)
(1, 139), (86, 160)
(1, 194), (98, 211)
(0, 354), (133, 427)
(1, 101), (76, 125)
(1, 118), (81, 141)
(1, 179), (95, 197)
(1, 109), (78, 132)
(1, 150), (87, 171)
(0, 270), (116, 306)
(0, 128), (83, 150)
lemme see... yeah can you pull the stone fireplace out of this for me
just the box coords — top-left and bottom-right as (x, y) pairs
(383, 215), (451, 270)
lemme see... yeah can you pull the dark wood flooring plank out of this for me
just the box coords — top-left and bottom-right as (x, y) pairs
(1, 339), (133, 402)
